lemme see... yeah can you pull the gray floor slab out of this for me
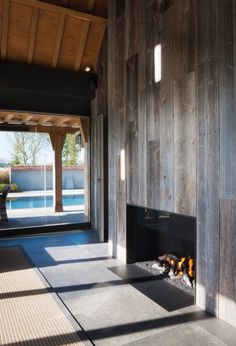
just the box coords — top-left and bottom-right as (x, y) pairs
(0, 231), (236, 346)
(109, 264), (194, 311)
(123, 323), (227, 346)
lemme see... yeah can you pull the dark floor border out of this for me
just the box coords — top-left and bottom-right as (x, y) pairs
(0, 222), (91, 238)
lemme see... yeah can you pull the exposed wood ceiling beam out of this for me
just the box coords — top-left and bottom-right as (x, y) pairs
(0, 109), (88, 120)
(14, 0), (107, 23)
(4, 114), (14, 122)
(70, 123), (80, 128)
(0, 110), (88, 133)
(22, 115), (33, 123)
(29, 124), (78, 134)
(54, 117), (69, 125)
(38, 116), (53, 125)
(79, 118), (89, 143)
(75, 21), (90, 71)
(52, 13), (65, 68)
(27, 7), (39, 64)
(1, 0), (10, 60)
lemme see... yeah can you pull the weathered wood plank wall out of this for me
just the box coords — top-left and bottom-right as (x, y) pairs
(108, 0), (197, 261)
(218, 0), (236, 326)
(195, 0), (220, 317)
(91, 30), (108, 242)
(97, 0), (236, 326)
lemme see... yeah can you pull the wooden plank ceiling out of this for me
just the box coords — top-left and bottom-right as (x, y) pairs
(0, 110), (83, 133)
(0, 0), (107, 72)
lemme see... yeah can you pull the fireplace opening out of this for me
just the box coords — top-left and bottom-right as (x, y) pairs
(127, 205), (196, 298)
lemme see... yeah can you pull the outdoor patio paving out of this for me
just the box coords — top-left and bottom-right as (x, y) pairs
(0, 189), (86, 229)
(0, 231), (236, 345)
(0, 208), (87, 229)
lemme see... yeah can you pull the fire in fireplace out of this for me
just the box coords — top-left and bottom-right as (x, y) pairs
(152, 254), (195, 287)
(127, 205), (196, 295)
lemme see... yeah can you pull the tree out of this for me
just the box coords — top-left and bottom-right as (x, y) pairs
(9, 132), (49, 166)
(62, 134), (81, 165)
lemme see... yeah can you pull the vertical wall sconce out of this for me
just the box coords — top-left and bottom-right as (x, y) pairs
(154, 44), (162, 83)
(120, 149), (125, 181)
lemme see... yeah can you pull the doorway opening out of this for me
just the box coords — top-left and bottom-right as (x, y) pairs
(0, 111), (90, 232)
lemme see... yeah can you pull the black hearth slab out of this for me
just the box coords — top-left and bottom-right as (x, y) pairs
(108, 264), (194, 312)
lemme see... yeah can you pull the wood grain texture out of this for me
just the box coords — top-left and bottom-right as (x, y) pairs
(116, 11), (126, 257)
(173, 0), (196, 216)
(14, 0), (107, 24)
(90, 30), (109, 240)
(107, 0), (117, 257)
(126, 54), (139, 205)
(34, 9), (59, 66)
(196, 0), (220, 316)
(80, 21), (106, 71)
(74, 20), (90, 71)
(7, 2), (32, 62)
(58, 16), (86, 70)
(94, 0), (236, 329)
(137, 0), (147, 207)
(219, 0), (236, 198)
(125, 0), (138, 60)
(87, 0), (95, 11)
(90, 97), (98, 234)
(52, 13), (65, 67)
(219, 198), (236, 327)
(0, 0), (107, 71)
(174, 72), (196, 216)
(1, 0), (10, 59)
(146, 1), (161, 210)
(159, 5), (174, 211)
(28, 7), (39, 63)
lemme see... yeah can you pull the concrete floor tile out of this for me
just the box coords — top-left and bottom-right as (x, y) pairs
(122, 323), (227, 346)
(1, 232), (236, 346)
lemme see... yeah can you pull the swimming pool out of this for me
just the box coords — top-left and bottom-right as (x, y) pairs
(6, 194), (84, 209)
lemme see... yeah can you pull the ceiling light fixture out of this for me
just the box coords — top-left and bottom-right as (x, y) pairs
(85, 66), (91, 72)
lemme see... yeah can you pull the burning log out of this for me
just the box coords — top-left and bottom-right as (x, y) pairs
(182, 263), (192, 287)
(152, 260), (169, 274)
(158, 254), (180, 263)
(151, 259), (163, 270)
(152, 254), (195, 286)
(168, 268), (179, 280)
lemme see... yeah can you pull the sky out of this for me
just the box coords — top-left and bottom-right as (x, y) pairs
(0, 132), (53, 164)
(0, 132), (15, 162)
(0, 132), (84, 164)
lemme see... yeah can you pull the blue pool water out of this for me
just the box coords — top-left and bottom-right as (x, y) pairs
(6, 194), (84, 210)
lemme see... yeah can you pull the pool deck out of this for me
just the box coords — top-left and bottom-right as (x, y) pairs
(0, 208), (87, 230)
(8, 189), (84, 198)
(0, 189), (86, 230)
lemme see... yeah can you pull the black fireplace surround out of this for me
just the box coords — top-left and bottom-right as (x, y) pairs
(126, 204), (196, 264)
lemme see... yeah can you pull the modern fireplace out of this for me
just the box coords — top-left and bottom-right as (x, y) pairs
(126, 204), (196, 294)
(127, 205), (196, 262)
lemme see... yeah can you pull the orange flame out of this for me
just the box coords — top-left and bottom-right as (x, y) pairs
(177, 257), (186, 270)
(188, 257), (194, 278)
(173, 257), (186, 276)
